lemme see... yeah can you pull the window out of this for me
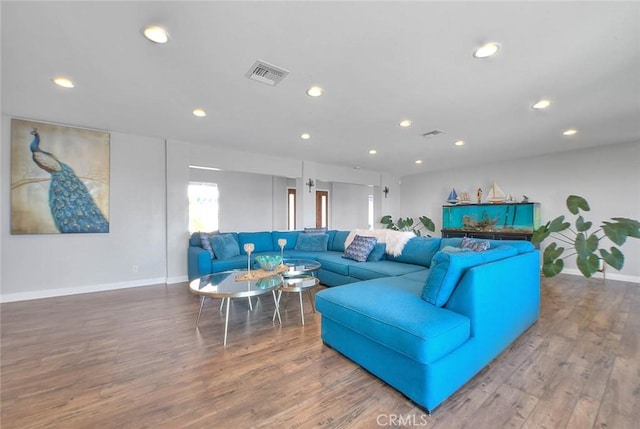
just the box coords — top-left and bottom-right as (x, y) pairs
(188, 182), (219, 233)
(287, 188), (296, 230)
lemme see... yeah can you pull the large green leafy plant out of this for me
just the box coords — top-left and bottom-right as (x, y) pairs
(380, 215), (435, 237)
(532, 195), (639, 278)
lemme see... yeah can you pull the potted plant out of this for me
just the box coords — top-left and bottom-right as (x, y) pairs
(531, 195), (639, 278)
(380, 215), (435, 237)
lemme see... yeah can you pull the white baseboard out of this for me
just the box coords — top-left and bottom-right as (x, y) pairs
(562, 268), (640, 284)
(0, 277), (169, 303)
(167, 275), (189, 284)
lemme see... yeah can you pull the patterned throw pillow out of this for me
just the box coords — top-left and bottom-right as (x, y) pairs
(199, 231), (218, 258)
(304, 227), (328, 234)
(343, 235), (378, 262)
(460, 237), (490, 252)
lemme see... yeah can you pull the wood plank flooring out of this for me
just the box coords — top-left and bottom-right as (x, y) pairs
(1, 274), (638, 428)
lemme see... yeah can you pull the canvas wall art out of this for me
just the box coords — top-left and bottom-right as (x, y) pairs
(11, 118), (110, 234)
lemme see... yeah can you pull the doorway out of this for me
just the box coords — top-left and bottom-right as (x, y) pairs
(316, 190), (329, 228)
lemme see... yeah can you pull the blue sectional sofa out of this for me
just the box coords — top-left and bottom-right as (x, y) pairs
(188, 230), (540, 412)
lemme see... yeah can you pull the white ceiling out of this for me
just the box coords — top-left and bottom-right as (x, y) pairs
(2, 1), (639, 177)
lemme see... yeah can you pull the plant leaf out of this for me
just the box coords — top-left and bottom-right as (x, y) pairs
(418, 216), (435, 232)
(531, 223), (550, 244)
(548, 215), (570, 232)
(575, 215), (592, 232)
(602, 221), (629, 246)
(542, 242), (564, 263)
(611, 217), (640, 238)
(576, 254), (599, 278)
(542, 259), (564, 278)
(566, 195), (590, 215)
(599, 247), (624, 271)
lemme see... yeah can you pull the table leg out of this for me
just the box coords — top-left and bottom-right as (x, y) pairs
(247, 296), (253, 311)
(307, 289), (316, 313)
(223, 297), (230, 347)
(272, 290), (282, 325)
(299, 291), (305, 325)
(196, 296), (206, 326)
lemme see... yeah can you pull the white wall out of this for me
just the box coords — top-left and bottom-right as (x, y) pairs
(331, 182), (374, 230)
(1, 115), (168, 301)
(400, 141), (640, 282)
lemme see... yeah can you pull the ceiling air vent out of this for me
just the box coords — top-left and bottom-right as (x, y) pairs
(421, 129), (446, 138)
(245, 60), (289, 86)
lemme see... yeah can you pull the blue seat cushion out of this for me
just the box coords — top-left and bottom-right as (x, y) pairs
(423, 245), (519, 307)
(211, 234), (241, 260)
(316, 252), (360, 276)
(316, 277), (471, 364)
(349, 261), (426, 281)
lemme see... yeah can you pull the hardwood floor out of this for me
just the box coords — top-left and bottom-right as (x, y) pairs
(1, 274), (638, 428)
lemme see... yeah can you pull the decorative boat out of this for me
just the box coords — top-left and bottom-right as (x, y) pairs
(446, 188), (458, 204)
(487, 181), (507, 203)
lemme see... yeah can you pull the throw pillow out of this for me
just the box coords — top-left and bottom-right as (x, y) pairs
(343, 235), (377, 262)
(199, 232), (215, 258)
(304, 227), (328, 234)
(366, 242), (387, 262)
(460, 237), (490, 252)
(294, 233), (329, 252)
(211, 234), (240, 260)
(440, 245), (472, 254)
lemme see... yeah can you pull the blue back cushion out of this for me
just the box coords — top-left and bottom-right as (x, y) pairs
(387, 237), (440, 267)
(343, 235), (377, 262)
(238, 232), (273, 254)
(189, 232), (201, 247)
(422, 245), (519, 307)
(367, 242), (387, 262)
(211, 234), (240, 260)
(271, 231), (299, 250)
(330, 231), (350, 252)
(295, 233), (329, 252)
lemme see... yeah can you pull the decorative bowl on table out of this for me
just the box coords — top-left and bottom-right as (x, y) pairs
(255, 255), (283, 271)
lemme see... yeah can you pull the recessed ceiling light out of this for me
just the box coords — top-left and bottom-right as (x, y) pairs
(142, 25), (170, 44)
(369, 149), (377, 155)
(192, 108), (206, 117)
(454, 140), (465, 147)
(306, 86), (324, 97)
(563, 129), (578, 136)
(52, 77), (74, 88)
(532, 99), (551, 109)
(399, 120), (412, 128)
(415, 160), (423, 164)
(473, 42), (500, 58)
(301, 133), (311, 140)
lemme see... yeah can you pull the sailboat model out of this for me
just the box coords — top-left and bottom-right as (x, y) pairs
(487, 181), (507, 203)
(446, 188), (458, 204)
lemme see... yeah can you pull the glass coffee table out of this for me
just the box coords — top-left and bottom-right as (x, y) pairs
(274, 259), (322, 325)
(280, 259), (321, 278)
(189, 271), (282, 346)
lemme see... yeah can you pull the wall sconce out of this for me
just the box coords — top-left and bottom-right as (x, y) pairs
(306, 178), (315, 193)
(383, 186), (390, 198)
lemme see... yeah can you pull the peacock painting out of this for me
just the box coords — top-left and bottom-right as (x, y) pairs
(11, 119), (110, 234)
